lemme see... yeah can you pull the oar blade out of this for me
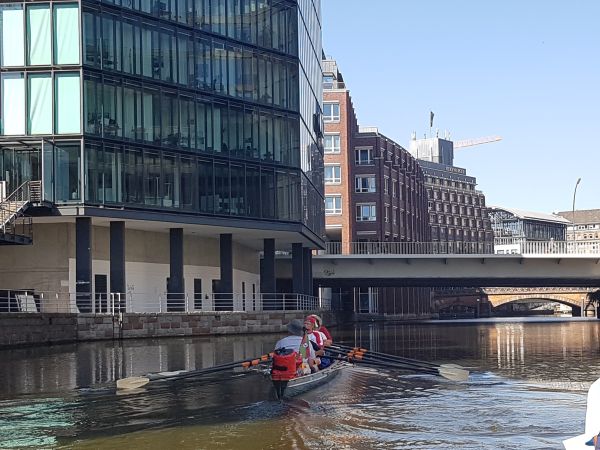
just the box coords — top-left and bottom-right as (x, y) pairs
(439, 363), (468, 370)
(437, 366), (469, 382)
(116, 376), (150, 390)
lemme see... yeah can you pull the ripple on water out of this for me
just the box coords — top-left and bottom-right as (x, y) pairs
(0, 321), (598, 449)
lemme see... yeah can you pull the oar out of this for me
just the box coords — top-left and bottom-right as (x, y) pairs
(325, 347), (469, 382)
(340, 348), (469, 381)
(116, 353), (273, 390)
(326, 354), (437, 375)
(326, 354), (468, 382)
(331, 344), (467, 371)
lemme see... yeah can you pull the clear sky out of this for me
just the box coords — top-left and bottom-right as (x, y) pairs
(321, 0), (600, 214)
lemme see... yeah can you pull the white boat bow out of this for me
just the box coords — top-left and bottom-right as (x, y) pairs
(564, 378), (600, 449)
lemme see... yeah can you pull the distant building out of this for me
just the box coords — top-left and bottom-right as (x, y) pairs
(408, 134), (454, 166)
(408, 135), (493, 253)
(488, 207), (569, 254)
(556, 209), (600, 242)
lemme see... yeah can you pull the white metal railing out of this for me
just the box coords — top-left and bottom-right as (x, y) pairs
(494, 238), (600, 255)
(323, 241), (494, 255)
(0, 291), (324, 314)
(320, 240), (600, 256)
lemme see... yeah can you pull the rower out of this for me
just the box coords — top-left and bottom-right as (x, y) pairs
(307, 314), (333, 346)
(304, 316), (331, 370)
(271, 319), (318, 399)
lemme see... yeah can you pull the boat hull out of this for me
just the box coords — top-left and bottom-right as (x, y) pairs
(272, 361), (347, 398)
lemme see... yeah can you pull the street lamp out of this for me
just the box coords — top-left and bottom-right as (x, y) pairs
(571, 178), (582, 241)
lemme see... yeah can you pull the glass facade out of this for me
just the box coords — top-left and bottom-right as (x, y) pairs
(0, 0), (324, 240)
(489, 208), (567, 241)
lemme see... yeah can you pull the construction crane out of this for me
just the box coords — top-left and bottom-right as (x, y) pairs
(453, 135), (502, 149)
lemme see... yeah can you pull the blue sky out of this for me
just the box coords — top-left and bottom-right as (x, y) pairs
(321, 0), (600, 214)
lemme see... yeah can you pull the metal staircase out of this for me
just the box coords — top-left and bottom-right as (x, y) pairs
(0, 181), (41, 245)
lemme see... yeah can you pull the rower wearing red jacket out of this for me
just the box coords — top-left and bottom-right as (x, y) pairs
(305, 315), (333, 369)
(307, 314), (333, 346)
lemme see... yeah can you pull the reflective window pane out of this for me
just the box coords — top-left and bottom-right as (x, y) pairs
(55, 73), (81, 134)
(27, 4), (51, 66)
(1, 5), (24, 67)
(28, 73), (52, 134)
(1, 73), (25, 135)
(53, 4), (80, 65)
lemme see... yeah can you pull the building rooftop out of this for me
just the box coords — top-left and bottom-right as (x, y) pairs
(556, 209), (600, 224)
(489, 206), (571, 224)
(418, 160), (476, 184)
(322, 58), (347, 90)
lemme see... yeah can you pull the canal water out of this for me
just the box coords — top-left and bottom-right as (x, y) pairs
(0, 317), (598, 449)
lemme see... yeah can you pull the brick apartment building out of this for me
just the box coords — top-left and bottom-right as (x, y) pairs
(322, 58), (431, 317)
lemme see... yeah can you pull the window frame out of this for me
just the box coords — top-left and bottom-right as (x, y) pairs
(325, 194), (342, 215)
(356, 202), (377, 222)
(355, 147), (373, 166)
(354, 174), (376, 193)
(324, 163), (341, 184)
(324, 132), (341, 154)
(323, 101), (340, 122)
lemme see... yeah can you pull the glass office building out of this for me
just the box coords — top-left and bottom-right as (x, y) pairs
(0, 0), (324, 240)
(0, 0), (324, 305)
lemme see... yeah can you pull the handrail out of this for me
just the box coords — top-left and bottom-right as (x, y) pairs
(0, 180), (38, 240)
(321, 240), (600, 256)
(0, 291), (326, 314)
(3, 180), (31, 204)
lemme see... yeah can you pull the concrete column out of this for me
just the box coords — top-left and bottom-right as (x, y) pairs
(261, 238), (275, 294)
(168, 228), (184, 311)
(109, 221), (126, 294)
(220, 234), (233, 294)
(292, 243), (304, 295)
(75, 217), (92, 313)
(303, 247), (312, 296)
(218, 234), (233, 311)
(308, 249), (314, 296)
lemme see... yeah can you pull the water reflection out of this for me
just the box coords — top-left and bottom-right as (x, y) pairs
(0, 335), (278, 398)
(0, 318), (598, 449)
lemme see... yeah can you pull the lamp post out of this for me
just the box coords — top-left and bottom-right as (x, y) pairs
(571, 178), (581, 241)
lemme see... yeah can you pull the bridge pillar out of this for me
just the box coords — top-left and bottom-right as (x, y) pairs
(572, 305), (582, 317)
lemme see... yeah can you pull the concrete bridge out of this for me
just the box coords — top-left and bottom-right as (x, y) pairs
(306, 254), (600, 288)
(298, 241), (600, 289)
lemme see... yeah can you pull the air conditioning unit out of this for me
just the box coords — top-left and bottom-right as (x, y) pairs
(0, 181), (7, 202)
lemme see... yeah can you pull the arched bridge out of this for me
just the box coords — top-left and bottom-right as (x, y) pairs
(483, 287), (596, 310)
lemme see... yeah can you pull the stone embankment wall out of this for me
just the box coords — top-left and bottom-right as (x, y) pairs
(0, 311), (343, 348)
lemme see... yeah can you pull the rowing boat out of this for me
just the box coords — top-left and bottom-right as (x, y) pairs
(267, 360), (349, 399)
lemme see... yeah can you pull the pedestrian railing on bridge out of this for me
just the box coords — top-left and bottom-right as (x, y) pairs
(0, 291), (327, 315)
(321, 239), (600, 255)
